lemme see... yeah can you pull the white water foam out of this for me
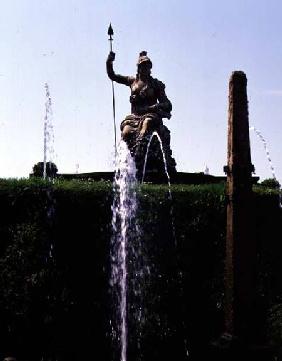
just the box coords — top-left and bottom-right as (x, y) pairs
(111, 140), (138, 361)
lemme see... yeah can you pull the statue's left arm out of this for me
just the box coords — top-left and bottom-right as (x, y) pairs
(157, 80), (172, 112)
(148, 80), (172, 119)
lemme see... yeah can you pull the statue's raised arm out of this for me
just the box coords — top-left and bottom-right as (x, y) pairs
(106, 51), (135, 86)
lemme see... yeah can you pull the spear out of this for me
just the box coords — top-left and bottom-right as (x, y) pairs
(108, 23), (117, 156)
(108, 23), (114, 52)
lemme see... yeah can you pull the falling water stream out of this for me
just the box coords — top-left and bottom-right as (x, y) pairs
(43, 83), (55, 180)
(111, 140), (138, 361)
(111, 134), (189, 361)
(142, 131), (176, 242)
(142, 131), (171, 186)
(141, 131), (189, 358)
(250, 126), (282, 207)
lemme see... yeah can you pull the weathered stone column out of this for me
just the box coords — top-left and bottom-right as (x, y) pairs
(224, 71), (256, 341)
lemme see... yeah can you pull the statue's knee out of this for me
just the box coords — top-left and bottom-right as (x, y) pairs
(141, 117), (152, 134)
(122, 125), (132, 140)
(143, 117), (151, 128)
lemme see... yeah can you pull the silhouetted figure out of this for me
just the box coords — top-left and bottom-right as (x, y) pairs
(106, 50), (176, 180)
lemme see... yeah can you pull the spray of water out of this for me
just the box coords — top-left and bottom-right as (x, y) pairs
(141, 131), (189, 358)
(142, 131), (171, 186)
(250, 126), (281, 207)
(43, 83), (55, 180)
(42, 85), (57, 352)
(111, 140), (138, 361)
(142, 131), (175, 238)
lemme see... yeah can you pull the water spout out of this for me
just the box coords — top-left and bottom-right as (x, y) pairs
(111, 140), (138, 361)
(43, 83), (55, 180)
(141, 132), (189, 357)
(142, 131), (176, 242)
(250, 126), (281, 207)
(142, 131), (171, 187)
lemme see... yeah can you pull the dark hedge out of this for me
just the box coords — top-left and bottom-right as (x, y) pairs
(0, 179), (281, 361)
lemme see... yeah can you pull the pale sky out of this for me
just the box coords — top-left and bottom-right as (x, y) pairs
(0, 0), (281, 184)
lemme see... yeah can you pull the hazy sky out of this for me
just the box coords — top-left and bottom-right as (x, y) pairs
(0, 0), (281, 183)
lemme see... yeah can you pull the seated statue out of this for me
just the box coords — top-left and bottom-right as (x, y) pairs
(106, 50), (176, 181)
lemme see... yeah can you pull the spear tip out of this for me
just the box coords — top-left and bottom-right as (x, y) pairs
(108, 23), (114, 36)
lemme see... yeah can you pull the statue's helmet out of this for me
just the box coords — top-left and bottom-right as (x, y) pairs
(137, 51), (152, 68)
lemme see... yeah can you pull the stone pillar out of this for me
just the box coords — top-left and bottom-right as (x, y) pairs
(224, 71), (256, 341)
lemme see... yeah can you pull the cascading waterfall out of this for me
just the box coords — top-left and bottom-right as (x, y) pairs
(43, 83), (55, 180)
(111, 140), (138, 361)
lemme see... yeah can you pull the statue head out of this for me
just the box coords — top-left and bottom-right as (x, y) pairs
(137, 51), (152, 78)
(137, 51), (152, 67)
